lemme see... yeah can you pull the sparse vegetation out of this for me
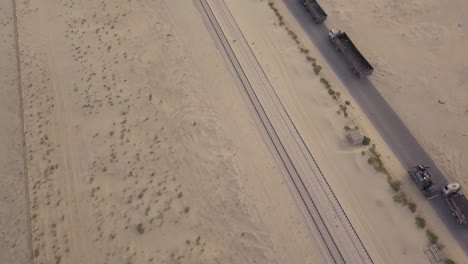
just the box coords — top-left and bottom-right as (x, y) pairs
(137, 223), (145, 234)
(344, 125), (350, 131)
(184, 207), (190, 214)
(392, 192), (408, 205)
(320, 77), (331, 89)
(387, 176), (402, 192)
(313, 64), (322, 75)
(362, 136), (371, 146)
(408, 202), (417, 213)
(426, 229), (439, 244)
(367, 144), (388, 174)
(306, 55), (316, 62)
(339, 105), (348, 118)
(299, 47), (309, 54)
(415, 216), (426, 229)
(444, 259), (456, 264)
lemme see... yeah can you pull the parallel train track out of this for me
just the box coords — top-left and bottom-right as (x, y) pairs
(197, 0), (374, 263)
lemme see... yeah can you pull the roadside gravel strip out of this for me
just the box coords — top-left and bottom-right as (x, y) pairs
(197, 0), (374, 263)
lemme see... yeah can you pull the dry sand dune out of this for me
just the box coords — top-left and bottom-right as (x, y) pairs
(13, 0), (330, 263)
(322, 0), (468, 189)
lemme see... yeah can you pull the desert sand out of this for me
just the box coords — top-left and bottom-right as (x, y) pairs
(0, 1), (31, 263)
(12, 0), (334, 263)
(2, 0), (466, 263)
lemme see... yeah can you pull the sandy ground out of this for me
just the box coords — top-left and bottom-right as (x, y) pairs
(0, 1), (31, 263)
(13, 0), (333, 263)
(7, 0), (467, 263)
(321, 0), (468, 190)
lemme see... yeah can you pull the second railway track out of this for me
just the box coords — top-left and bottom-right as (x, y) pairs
(197, 0), (374, 263)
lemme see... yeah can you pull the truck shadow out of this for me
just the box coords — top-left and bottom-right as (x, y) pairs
(282, 0), (468, 252)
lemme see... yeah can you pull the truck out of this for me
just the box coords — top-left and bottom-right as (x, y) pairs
(328, 29), (374, 78)
(408, 165), (440, 199)
(409, 165), (468, 227)
(299, 0), (327, 24)
(442, 183), (468, 227)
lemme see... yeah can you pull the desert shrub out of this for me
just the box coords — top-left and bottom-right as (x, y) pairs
(339, 105), (348, 118)
(408, 202), (417, 213)
(392, 192), (408, 205)
(328, 89), (335, 95)
(344, 125), (350, 131)
(136, 223), (144, 234)
(320, 78), (331, 89)
(313, 64), (322, 75)
(444, 259), (456, 264)
(362, 136), (371, 146)
(306, 55), (316, 62)
(415, 216), (426, 229)
(426, 230), (439, 244)
(299, 47), (310, 54)
(389, 178), (402, 192)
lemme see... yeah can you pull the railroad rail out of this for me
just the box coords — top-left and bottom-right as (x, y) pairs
(197, 0), (374, 263)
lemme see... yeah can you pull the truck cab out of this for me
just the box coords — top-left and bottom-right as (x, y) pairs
(328, 28), (341, 40)
(442, 182), (461, 198)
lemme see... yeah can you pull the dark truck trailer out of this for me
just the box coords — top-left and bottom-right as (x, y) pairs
(446, 195), (468, 227)
(328, 29), (374, 78)
(299, 0), (327, 24)
(442, 183), (468, 227)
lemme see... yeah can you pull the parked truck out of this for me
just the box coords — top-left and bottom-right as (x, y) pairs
(328, 29), (374, 78)
(299, 0), (327, 24)
(409, 165), (468, 227)
(442, 183), (468, 227)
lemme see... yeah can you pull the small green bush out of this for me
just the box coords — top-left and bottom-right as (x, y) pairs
(426, 230), (439, 244)
(306, 55), (316, 62)
(408, 202), (417, 213)
(390, 180), (402, 192)
(362, 136), (371, 146)
(136, 223), (144, 234)
(328, 89), (335, 95)
(392, 192), (408, 205)
(313, 65), (322, 75)
(444, 259), (456, 264)
(320, 78), (331, 89)
(415, 216), (426, 229)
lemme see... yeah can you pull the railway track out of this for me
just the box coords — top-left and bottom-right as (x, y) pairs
(197, 0), (374, 263)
